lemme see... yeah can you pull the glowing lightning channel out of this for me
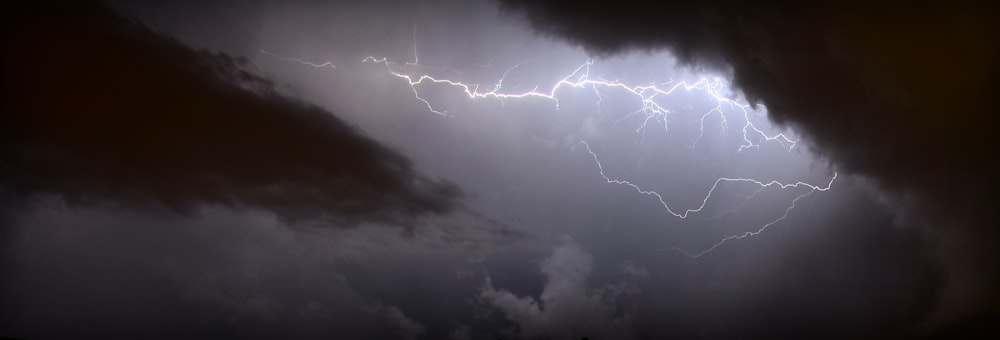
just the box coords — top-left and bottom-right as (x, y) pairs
(361, 54), (797, 151)
(263, 45), (838, 257)
(573, 141), (837, 217)
(663, 179), (834, 258)
(357, 53), (835, 256)
(574, 141), (835, 257)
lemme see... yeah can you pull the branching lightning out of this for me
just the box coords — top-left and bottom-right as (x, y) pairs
(360, 53), (797, 152)
(259, 37), (838, 257)
(575, 141), (836, 257)
(663, 177), (834, 258)
(572, 141), (836, 219)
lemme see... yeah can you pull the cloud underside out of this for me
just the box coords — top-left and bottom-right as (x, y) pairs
(0, 2), (462, 225)
(497, 1), (997, 213)
(482, 239), (633, 339)
(499, 0), (999, 328)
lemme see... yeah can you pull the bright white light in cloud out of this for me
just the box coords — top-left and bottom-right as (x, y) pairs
(260, 36), (837, 258)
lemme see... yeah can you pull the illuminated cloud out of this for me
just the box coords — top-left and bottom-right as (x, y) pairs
(0, 0), (989, 338)
(499, 0), (999, 327)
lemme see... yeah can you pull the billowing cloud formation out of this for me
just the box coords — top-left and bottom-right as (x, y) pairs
(498, 0), (999, 328)
(0, 2), (461, 225)
(481, 238), (634, 339)
(0, 204), (487, 339)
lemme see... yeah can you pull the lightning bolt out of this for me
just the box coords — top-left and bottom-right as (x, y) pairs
(575, 141), (836, 257)
(359, 48), (796, 151)
(260, 39), (838, 257)
(662, 177), (835, 258)
(714, 186), (768, 219)
(572, 141), (836, 219)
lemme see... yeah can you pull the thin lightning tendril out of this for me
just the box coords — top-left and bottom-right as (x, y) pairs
(259, 40), (838, 257)
(361, 53), (797, 152)
(259, 50), (336, 69)
(663, 184), (831, 258)
(714, 186), (768, 219)
(572, 141), (836, 219)
(574, 141), (837, 257)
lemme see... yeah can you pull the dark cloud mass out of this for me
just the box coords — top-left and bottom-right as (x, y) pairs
(1, 0), (995, 338)
(0, 2), (461, 225)
(500, 0), (999, 329)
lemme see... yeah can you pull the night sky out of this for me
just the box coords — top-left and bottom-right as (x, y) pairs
(1, 1), (997, 339)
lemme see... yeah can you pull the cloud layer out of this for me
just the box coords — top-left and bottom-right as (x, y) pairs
(499, 0), (999, 328)
(1, 2), (461, 225)
(482, 239), (634, 339)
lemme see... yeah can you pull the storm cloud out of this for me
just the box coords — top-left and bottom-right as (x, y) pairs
(1, 0), (992, 338)
(481, 238), (634, 339)
(0, 2), (461, 225)
(499, 0), (999, 328)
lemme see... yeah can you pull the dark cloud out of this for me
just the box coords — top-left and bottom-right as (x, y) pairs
(0, 0), (987, 338)
(0, 3), (526, 339)
(0, 1), (461, 226)
(481, 238), (635, 339)
(365, 303), (428, 340)
(0, 205), (432, 339)
(498, 0), (999, 331)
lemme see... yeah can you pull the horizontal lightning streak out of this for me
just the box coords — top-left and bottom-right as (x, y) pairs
(662, 181), (833, 258)
(262, 45), (838, 257)
(574, 140), (837, 219)
(362, 56), (797, 151)
(578, 140), (836, 257)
